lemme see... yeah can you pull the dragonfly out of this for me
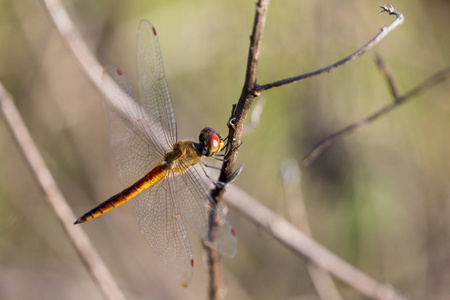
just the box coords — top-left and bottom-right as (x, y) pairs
(74, 20), (237, 287)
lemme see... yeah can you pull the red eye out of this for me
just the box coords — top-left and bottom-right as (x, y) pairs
(209, 133), (221, 153)
(199, 127), (224, 156)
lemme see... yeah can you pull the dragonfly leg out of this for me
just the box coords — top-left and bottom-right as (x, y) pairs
(200, 153), (244, 188)
(225, 141), (243, 161)
(199, 161), (244, 188)
(211, 156), (225, 162)
(202, 162), (222, 170)
(221, 139), (243, 161)
(199, 162), (224, 186)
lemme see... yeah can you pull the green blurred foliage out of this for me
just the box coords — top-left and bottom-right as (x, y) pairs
(0, 0), (449, 299)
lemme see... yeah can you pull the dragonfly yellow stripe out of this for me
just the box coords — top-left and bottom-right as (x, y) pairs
(74, 164), (167, 224)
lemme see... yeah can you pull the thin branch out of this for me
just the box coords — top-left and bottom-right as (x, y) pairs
(40, 0), (131, 297)
(375, 54), (399, 99)
(280, 159), (342, 300)
(0, 82), (126, 300)
(216, 0), (269, 188)
(215, 0), (270, 185)
(255, 4), (404, 92)
(243, 0), (270, 94)
(208, 1), (270, 299)
(224, 184), (406, 300)
(302, 65), (450, 166)
(42, 0), (103, 89)
(211, 0), (269, 203)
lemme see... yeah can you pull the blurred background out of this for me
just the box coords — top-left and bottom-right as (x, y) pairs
(0, 0), (449, 299)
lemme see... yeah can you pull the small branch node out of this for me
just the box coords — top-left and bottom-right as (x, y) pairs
(227, 117), (237, 130)
(379, 3), (394, 15)
(252, 90), (261, 97)
(230, 103), (237, 118)
(379, 2), (403, 22)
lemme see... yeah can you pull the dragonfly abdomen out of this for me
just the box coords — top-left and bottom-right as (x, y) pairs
(74, 164), (167, 224)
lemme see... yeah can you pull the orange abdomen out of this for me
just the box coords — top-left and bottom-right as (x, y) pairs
(74, 164), (166, 224)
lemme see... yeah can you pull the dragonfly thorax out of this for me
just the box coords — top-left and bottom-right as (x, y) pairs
(163, 128), (223, 172)
(163, 141), (202, 171)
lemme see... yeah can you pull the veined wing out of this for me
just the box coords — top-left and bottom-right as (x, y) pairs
(137, 20), (177, 151)
(174, 162), (237, 258)
(132, 176), (194, 287)
(102, 65), (167, 187)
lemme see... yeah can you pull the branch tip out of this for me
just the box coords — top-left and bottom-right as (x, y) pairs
(379, 3), (394, 15)
(258, 4), (404, 92)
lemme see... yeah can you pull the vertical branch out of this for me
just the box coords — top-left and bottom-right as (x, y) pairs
(206, 246), (224, 300)
(0, 82), (126, 300)
(212, 0), (269, 202)
(242, 0), (270, 93)
(207, 1), (270, 299)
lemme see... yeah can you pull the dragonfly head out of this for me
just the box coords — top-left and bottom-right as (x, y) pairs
(197, 127), (225, 157)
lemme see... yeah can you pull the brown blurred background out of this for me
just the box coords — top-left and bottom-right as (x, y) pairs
(0, 0), (449, 299)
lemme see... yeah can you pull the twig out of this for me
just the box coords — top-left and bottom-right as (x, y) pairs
(255, 3), (404, 92)
(212, 0), (270, 195)
(302, 64), (450, 166)
(42, 0), (103, 89)
(224, 184), (406, 300)
(375, 54), (399, 100)
(39, 0), (132, 297)
(208, 1), (270, 299)
(280, 159), (342, 300)
(0, 82), (126, 300)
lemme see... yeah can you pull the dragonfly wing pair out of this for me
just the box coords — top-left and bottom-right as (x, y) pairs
(100, 20), (236, 287)
(102, 20), (174, 186)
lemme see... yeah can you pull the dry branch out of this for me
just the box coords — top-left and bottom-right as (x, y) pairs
(0, 82), (126, 300)
(375, 54), (400, 99)
(302, 63), (450, 166)
(224, 185), (406, 300)
(255, 3), (404, 92)
(208, 1), (270, 298)
(42, 0), (103, 88)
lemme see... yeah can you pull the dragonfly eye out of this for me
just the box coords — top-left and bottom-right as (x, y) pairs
(199, 127), (224, 157)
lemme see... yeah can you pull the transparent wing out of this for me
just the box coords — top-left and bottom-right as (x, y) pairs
(174, 162), (237, 258)
(137, 20), (177, 150)
(132, 178), (194, 287)
(102, 65), (167, 187)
